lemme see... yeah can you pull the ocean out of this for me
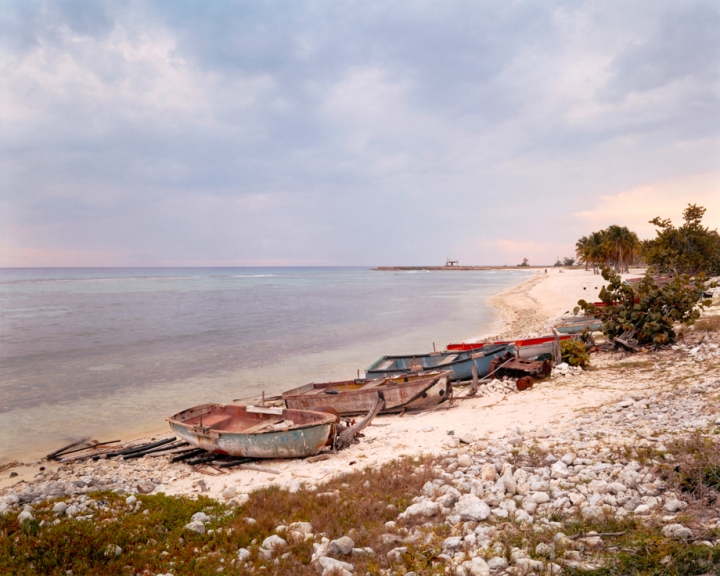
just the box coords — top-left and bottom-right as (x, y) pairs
(0, 267), (532, 460)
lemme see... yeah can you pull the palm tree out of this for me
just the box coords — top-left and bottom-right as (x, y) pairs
(575, 236), (589, 270)
(604, 225), (640, 273)
(584, 231), (609, 274)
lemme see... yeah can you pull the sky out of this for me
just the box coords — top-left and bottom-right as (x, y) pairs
(1, 0), (719, 267)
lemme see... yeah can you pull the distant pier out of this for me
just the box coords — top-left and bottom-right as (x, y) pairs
(373, 266), (491, 271)
(372, 265), (538, 271)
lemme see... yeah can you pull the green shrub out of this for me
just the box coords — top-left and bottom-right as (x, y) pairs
(561, 339), (589, 368)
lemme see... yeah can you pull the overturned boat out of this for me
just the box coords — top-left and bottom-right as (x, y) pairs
(282, 370), (452, 415)
(447, 335), (575, 359)
(554, 318), (603, 334)
(365, 343), (515, 380)
(167, 404), (336, 458)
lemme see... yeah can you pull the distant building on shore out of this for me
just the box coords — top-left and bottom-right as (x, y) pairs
(445, 259), (459, 267)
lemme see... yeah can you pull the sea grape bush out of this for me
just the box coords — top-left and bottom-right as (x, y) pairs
(578, 268), (712, 347)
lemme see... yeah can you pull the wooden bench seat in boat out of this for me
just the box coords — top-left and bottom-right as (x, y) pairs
(436, 354), (459, 366)
(198, 413), (233, 429)
(241, 418), (286, 434)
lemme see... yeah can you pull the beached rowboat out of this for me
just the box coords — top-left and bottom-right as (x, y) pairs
(365, 343), (515, 380)
(167, 404), (336, 458)
(553, 318), (603, 334)
(282, 371), (452, 415)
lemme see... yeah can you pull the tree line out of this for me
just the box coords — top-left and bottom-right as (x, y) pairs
(574, 204), (720, 276)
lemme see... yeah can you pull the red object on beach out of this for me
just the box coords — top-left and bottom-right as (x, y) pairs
(447, 335), (573, 353)
(446, 342), (492, 351)
(516, 376), (534, 391)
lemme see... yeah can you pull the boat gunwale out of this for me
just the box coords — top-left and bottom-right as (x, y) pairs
(166, 403), (337, 436)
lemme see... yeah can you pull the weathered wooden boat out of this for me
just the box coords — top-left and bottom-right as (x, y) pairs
(282, 371), (452, 415)
(167, 404), (336, 458)
(365, 343), (515, 380)
(447, 335), (575, 359)
(554, 318), (603, 334)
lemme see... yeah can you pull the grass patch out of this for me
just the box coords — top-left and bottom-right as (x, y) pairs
(694, 315), (720, 332)
(664, 433), (720, 506)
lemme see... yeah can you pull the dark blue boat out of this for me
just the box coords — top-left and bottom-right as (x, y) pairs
(365, 343), (516, 381)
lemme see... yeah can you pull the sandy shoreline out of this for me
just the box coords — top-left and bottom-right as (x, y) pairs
(0, 267), (652, 495)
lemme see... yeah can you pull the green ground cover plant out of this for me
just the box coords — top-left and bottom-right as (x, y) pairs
(561, 339), (590, 368)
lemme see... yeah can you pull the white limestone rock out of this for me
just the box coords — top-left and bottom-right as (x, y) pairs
(328, 536), (355, 556)
(316, 556), (355, 575)
(454, 495), (491, 522)
(184, 521), (205, 534)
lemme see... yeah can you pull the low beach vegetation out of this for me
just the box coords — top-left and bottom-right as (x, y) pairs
(560, 339), (590, 368)
(1, 456), (445, 576)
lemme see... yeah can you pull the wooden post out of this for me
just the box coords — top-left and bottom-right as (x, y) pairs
(552, 328), (562, 365)
(261, 391), (265, 406)
(470, 364), (478, 396)
(433, 342), (436, 352)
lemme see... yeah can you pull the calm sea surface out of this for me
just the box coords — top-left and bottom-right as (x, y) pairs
(0, 267), (532, 460)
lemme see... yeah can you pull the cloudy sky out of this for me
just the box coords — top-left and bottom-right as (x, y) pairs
(1, 0), (719, 267)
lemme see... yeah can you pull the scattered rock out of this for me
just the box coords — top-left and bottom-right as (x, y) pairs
(486, 556), (508, 571)
(289, 521), (313, 534)
(221, 485), (236, 500)
(184, 521), (205, 534)
(135, 481), (155, 494)
(663, 498), (686, 513)
(481, 463), (497, 482)
(454, 495), (490, 522)
(17, 509), (34, 524)
(457, 454), (473, 468)
(191, 512), (211, 524)
(386, 546), (408, 563)
(52, 502), (68, 516)
(399, 500), (441, 520)
(316, 556), (355, 575)
(662, 524), (693, 540)
(328, 536), (355, 555)
(259, 535), (287, 559)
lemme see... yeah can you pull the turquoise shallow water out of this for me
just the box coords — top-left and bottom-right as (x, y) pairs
(0, 267), (532, 459)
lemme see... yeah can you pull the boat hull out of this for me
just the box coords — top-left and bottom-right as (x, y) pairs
(448, 335), (574, 358)
(366, 344), (515, 381)
(167, 404), (334, 458)
(283, 372), (451, 415)
(554, 319), (603, 334)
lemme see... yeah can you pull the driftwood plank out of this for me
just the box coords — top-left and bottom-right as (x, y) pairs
(47, 439), (91, 460)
